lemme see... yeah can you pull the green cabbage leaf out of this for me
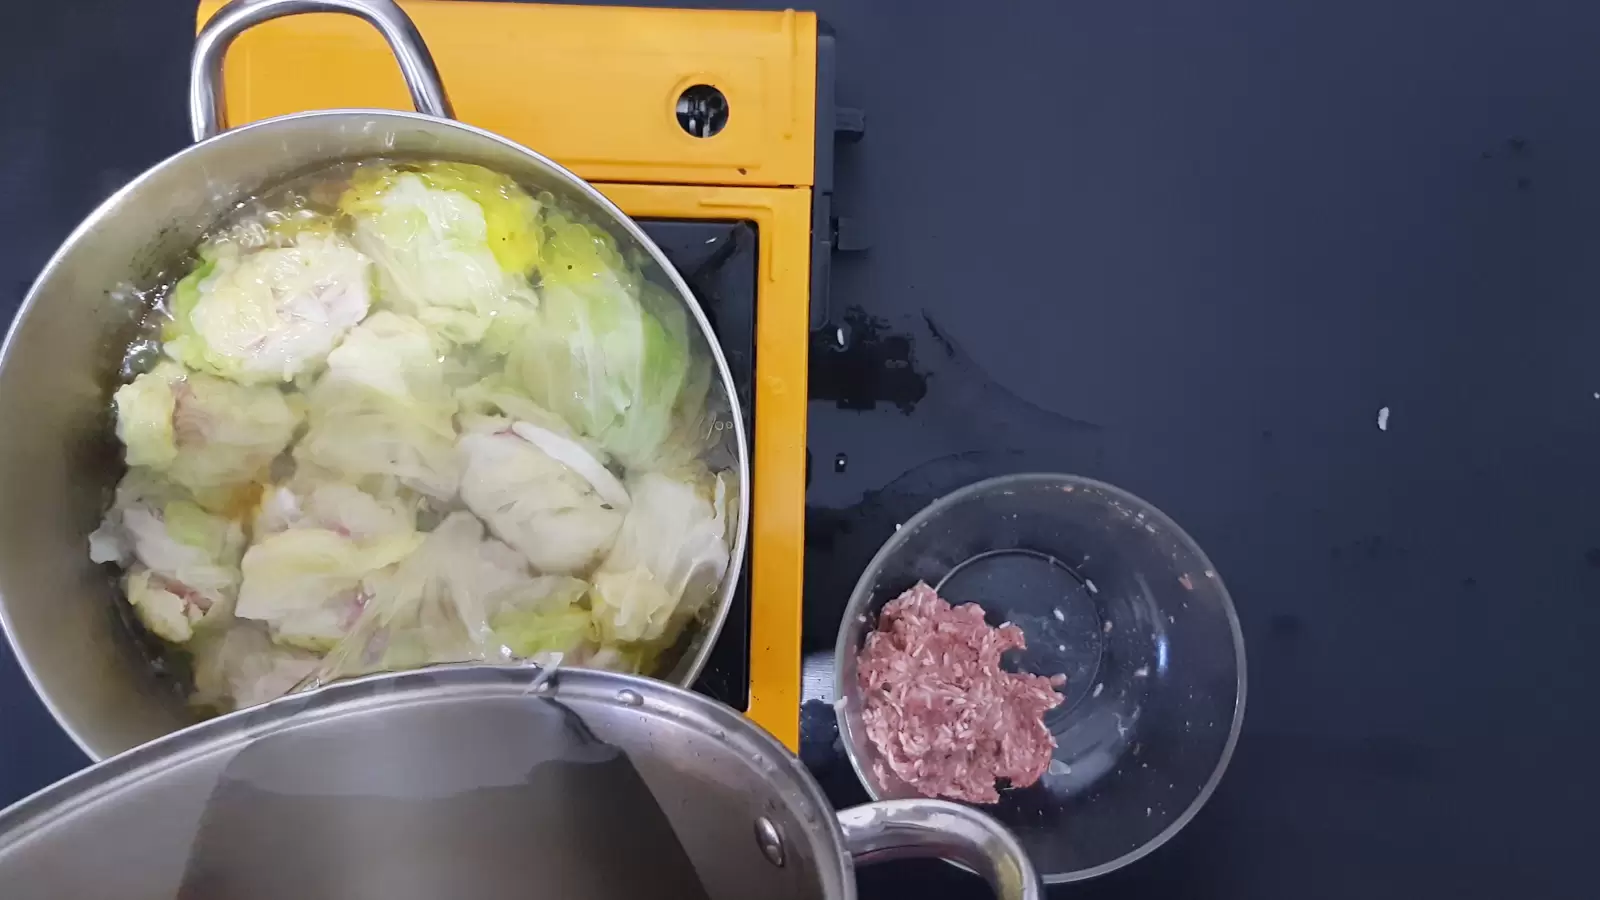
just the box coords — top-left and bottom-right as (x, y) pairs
(163, 232), (372, 383)
(113, 362), (301, 504)
(506, 212), (704, 468)
(339, 162), (539, 346)
(589, 468), (731, 646)
(489, 575), (595, 659)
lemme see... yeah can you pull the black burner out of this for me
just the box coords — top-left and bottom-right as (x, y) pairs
(639, 219), (758, 711)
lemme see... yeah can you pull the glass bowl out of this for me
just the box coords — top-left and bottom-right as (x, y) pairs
(832, 473), (1246, 883)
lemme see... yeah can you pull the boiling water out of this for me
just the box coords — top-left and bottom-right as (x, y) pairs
(96, 157), (735, 714)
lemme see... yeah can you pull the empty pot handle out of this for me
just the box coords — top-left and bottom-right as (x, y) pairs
(837, 799), (1042, 900)
(190, 0), (452, 142)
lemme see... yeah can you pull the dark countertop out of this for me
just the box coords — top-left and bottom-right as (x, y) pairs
(5, 2), (1600, 898)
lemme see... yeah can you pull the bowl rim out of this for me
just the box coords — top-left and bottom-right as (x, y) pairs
(831, 472), (1247, 884)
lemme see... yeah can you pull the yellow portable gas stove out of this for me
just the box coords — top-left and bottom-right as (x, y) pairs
(194, 0), (849, 749)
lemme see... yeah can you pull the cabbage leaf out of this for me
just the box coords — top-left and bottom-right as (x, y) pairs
(239, 470), (422, 651)
(163, 232), (372, 383)
(88, 470), (245, 643)
(237, 527), (421, 652)
(339, 162), (539, 346)
(112, 362), (301, 502)
(314, 512), (533, 681)
(125, 568), (213, 643)
(189, 623), (320, 713)
(113, 362), (180, 467)
(489, 575), (595, 658)
(506, 211), (702, 468)
(253, 476), (417, 542)
(295, 312), (461, 499)
(589, 468), (731, 645)
(458, 419), (625, 575)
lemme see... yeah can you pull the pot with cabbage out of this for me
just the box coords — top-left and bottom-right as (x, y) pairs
(0, 0), (748, 760)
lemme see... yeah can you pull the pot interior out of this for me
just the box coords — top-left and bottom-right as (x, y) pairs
(0, 667), (844, 900)
(0, 111), (745, 760)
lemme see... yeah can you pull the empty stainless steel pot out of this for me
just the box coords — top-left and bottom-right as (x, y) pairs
(0, 666), (1040, 900)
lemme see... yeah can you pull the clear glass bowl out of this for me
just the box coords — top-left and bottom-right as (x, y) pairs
(833, 473), (1246, 883)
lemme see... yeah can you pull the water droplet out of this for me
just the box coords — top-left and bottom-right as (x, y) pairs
(833, 322), (852, 350)
(833, 453), (848, 473)
(754, 817), (786, 867)
(617, 689), (644, 707)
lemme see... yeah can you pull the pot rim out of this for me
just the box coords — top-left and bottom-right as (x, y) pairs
(0, 107), (752, 761)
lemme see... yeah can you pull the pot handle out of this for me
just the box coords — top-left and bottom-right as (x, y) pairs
(837, 799), (1042, 900)
(190, 0), (453, 142)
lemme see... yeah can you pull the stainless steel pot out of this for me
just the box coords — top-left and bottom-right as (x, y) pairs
(0, 0), (749, 760)
(0, 666), (1040, 900)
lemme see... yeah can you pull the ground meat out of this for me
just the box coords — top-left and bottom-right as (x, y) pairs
(856, 582), (1065, 804)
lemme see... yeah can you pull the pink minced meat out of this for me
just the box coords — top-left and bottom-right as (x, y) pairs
(857, 582), (1065, 804)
